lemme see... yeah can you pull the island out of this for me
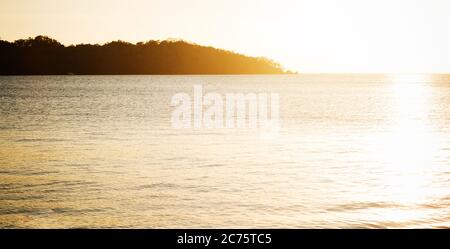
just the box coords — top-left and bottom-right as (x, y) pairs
(0, 36), (291, 75)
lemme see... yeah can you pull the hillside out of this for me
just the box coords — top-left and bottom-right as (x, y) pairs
(0, 36), (289, 75)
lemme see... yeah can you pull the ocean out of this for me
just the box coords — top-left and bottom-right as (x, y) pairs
(0, 74), (449, 228)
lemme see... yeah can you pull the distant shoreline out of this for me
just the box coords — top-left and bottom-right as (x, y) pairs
(0, 36), (293, 75)
(0, 73), (296, 76)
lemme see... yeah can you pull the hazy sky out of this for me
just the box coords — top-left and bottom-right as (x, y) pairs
(1, 0), (450, 73)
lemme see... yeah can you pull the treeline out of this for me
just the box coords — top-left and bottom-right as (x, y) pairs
(0, 36), (289, 75)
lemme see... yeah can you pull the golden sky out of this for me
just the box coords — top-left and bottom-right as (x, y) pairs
(1, 0), (450, 73)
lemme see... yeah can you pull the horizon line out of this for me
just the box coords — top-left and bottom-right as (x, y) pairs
(3, 35), (450, 75)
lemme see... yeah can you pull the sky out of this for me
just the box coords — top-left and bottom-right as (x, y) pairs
(1, 0), (450, 73)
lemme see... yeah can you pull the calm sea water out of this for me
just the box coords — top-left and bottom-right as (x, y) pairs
(0, 75), (449, 228)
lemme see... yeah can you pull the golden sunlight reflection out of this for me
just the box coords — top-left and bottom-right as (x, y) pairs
(1, 75), (448, 228)
(374, 74), (438, 205)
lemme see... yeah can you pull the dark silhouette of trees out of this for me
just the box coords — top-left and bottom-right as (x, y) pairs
(0, 36), (289, 75)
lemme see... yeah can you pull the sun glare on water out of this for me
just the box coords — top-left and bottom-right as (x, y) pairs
(377, 74), (439, 205)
